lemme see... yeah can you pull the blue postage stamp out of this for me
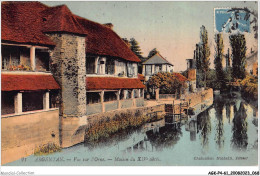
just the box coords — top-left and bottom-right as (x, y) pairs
(215, 8), (251, 33)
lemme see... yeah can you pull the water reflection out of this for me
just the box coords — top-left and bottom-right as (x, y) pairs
(231, 102), (248, 151)
(185, 120), (197, 141)
(5, 93), (258, 166)
(84, 93), (256, 156)
(197, 110), (211, 152)
(214, 99), (225, 150)
(146, 124), (182, 151)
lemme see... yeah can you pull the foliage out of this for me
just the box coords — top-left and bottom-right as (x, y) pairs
(147, 48), (160, 59)
(34, 143), (61, 155)
(85, 110), (163, 143)
(130, 38), (144, 60)
(147, 72), (184, 94)
(206, 69), (220, 90)
(240, 75), (258, 101)
(229, 34), (247, 79)
(8, 64), (32, 71)
(214, 33), (225, 89)
(200, 25), (211, 88)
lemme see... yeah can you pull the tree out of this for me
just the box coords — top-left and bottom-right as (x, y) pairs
(129, 38), (143, 60)
(200, 25), (211, 88)
(122, 38), (131, 48)
(214, 33), (225, 89)
(129, 38), (144, 74)
(229, 34), (247, 79)
(147, 72), (184, 94)
(224, 48), (232, 86)
(195, 44), (204, 88)
(147, 48), (159, 59)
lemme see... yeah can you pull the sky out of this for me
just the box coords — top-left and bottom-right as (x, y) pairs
(42, 1), (258, 72)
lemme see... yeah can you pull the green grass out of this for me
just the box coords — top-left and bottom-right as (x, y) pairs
(34, 143), (61, 156)
(85, 110), (164, 143)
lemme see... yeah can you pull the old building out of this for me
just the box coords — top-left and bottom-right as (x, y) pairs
(186, 59), (196, 92)
(142, 53), (174, 81)
(246, 50), (258, 76)
(1, 1), (145, 163)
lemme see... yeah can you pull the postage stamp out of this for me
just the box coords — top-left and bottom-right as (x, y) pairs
(215, 8), (251, 33)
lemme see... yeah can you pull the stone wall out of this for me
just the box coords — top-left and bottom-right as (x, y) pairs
(121, 99), (133, 109)
(105, 101), (118, 112)
(1, 109), (59, 164)
(159, 94), (175, 100)
(60, 104), (165, 148)
(136, 98), (144, 107)
(185, 88), (213, 107)
(171, 88), (213, 113)
(86, 103), (102, 115)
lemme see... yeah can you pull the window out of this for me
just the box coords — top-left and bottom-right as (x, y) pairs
(36, 49), (49, 71)
(104, 91), (117, 102)
(145, 65), (152, 76)
(155, 64), (162, 73)
(2, 45), (20, 70)
(105, 58), (115, 75)
(86, 92), (101, 104)
(127, 62), (135, 77)
(140, 89), (144, 97)
(1, 91), (15, 115)
(126, 90), (132, 99)
(120, 90), (125, 100)
(97, 58), (106, 74)
(86, 57), (96, 74)
(134, 89), (139, 98)
(22, 91), (44, 112)
(117, 61), (126, 77)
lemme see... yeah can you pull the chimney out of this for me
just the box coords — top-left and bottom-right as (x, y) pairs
(103, 23), (114, 30)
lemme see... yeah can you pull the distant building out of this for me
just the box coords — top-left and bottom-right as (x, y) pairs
(142, 53), (174, 81)
(246, 50), (258, 76)
(186, 59), (196, 92)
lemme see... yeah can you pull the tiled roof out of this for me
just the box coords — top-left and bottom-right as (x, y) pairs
(1, 73), (60, 91)
(41, 5), (86, 35)
(138, 73), (145, 81)
(75, 15), (140, 62)
(1, 1), (140, 62)
(142, 53), (173, 65)
(86, 77), (145, 90)
(1, 2), (55, 46)
(172, 73), (188, 82)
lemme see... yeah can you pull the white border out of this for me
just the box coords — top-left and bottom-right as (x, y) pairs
(1, 0), (259, 176)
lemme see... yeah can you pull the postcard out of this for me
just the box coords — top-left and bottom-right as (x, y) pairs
(1, 1), (259, 175)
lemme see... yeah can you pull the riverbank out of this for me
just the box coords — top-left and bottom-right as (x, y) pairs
(2, 88), (213, 164)
(5, 89), (258, 166)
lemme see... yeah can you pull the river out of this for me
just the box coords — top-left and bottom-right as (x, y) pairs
(5, 92), (258, 166)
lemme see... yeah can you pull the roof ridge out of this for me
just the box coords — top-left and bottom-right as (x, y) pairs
(157, 52), (173, 65)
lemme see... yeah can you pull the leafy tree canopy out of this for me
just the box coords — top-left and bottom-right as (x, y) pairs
(147, 72), (185, 94)
(147, 48), (160, 59)
(129, 38), (143, 60)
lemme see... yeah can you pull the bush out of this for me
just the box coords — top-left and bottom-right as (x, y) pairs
(240, 75), (258, 101)
(147, 72), (184, 94)
(85, 110), (163, 143)
(34, 143), (61, 156)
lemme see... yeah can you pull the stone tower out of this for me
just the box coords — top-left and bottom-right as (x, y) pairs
(47, 33), (87, 118)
